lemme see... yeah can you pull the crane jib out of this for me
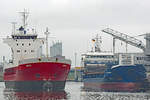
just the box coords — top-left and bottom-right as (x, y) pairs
(101, 28), (146, 51)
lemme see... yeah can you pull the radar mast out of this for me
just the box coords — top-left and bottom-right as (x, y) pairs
(19, 9), (29, 30)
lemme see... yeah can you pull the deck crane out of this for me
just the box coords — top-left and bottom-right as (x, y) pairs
(102, 28), (150, 72)
(101, 28), (146, 53)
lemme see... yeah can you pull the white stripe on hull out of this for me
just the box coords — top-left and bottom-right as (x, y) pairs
(19, 57), (71, 65)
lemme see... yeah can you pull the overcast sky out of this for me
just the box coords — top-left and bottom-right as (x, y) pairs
(0, 0), (150, 66)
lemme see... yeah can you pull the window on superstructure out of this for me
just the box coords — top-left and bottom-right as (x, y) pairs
(107, 56), (113, 58)
(17, 43), (18, 46)
(86, 55), (90, 58)
(22, 43), (24, 46)
(24, 50), (27, 52)
(29, 43), (31, 46)
(17, 50), (20, 53)
(31, 50), (34, 52)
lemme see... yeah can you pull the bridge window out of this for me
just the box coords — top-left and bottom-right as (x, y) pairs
(12, 36), (37, 39)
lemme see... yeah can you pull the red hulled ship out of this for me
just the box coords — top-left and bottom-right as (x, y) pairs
(3, 10), (71, 91)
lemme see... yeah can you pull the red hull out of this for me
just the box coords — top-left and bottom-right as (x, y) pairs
(4, 62), (70, 91)
(84, 82), (144, 92)
(4, 62), (70, 81)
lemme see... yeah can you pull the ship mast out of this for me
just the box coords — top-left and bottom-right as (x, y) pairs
(44, 27), (50, 58)
(19, 9), (29, 29)
(92, 34), (102, 52)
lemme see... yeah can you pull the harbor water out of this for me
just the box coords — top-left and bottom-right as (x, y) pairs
(1, 82), (150, 100)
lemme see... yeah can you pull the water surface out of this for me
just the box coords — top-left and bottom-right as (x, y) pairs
(1, 82), (150, 100)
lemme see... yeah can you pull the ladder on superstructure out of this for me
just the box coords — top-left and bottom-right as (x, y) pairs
(102, 28), (146, 51)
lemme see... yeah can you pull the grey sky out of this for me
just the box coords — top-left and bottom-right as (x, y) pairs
(0, 0), (150, 66)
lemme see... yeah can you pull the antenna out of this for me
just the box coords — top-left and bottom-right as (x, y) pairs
(44, 27), (50, 58)
(113, 37), (115, 54)
(19, 9), (29, 30)
(11, 22), (17, 34)
(74, 52), (77, 80)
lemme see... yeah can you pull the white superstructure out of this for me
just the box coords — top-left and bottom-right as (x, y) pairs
(3, 10), (45, 68)
(81, 34), (118, 68)
(3, 32), (45, 67)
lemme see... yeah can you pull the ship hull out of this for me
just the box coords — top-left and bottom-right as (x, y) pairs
(83, 81), (148, 92)
(4, 60), (71, 91)
(83, 65), (149, 92)
(5, 81), (66, 91)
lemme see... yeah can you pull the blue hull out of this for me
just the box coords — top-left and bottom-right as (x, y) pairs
(83, 64), (149, 92)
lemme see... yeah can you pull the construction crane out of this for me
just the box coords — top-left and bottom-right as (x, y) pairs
(101, 28), (146, 52)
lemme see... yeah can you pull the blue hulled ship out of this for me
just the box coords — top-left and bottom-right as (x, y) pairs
(81, 34), (149, 92)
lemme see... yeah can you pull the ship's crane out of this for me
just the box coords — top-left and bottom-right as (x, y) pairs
(101, 28), (146, 51)
(101, 28), (150, 71)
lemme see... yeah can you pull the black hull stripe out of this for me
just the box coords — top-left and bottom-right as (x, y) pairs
(5, 81), (66, 92)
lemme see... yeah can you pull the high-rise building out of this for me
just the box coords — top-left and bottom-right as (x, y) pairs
(50, 42), (62, 57)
